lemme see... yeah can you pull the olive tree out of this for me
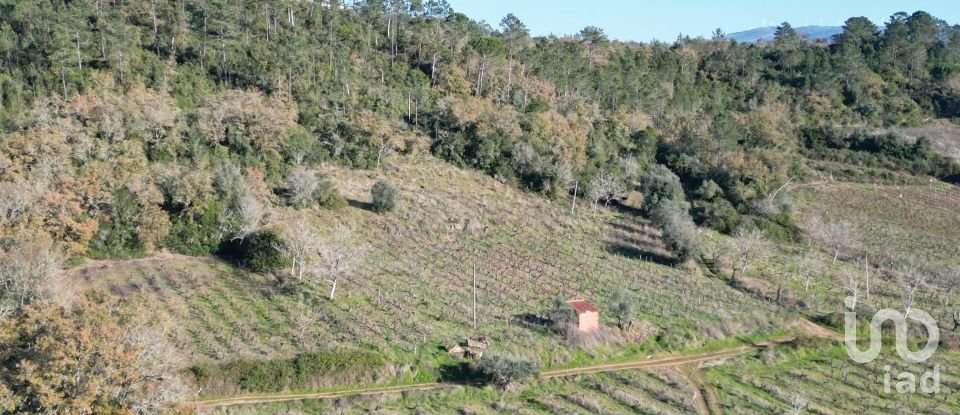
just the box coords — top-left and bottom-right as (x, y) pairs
(650, 201), (701, 262)
(607, 289), (636, 330)
(476, 354), (539, 388)
(371, 180), (398, 213)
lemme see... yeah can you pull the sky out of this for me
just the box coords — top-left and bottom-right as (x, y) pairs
(446, 0), (960, 42)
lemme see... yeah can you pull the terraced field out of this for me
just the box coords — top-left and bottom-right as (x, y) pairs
(796, 181), (960, 267)
(201, 367), (705, 414)
(706, 341), (960, 414)
(70, 159), (960, 413)
(71, 156), (787, 377)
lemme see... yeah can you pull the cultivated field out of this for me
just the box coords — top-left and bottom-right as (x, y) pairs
(68, 158), (960, 412)
(70, 155), (789, 392)
(706, 340), (960, 414)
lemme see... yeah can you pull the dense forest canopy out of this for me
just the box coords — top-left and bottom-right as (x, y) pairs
(0, 1), (959, 258)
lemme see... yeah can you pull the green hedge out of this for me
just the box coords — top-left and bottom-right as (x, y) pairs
(188, 350), (389, 396)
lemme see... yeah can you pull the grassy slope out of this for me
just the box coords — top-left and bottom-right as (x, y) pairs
(70, 154), (786, 387)
(73, 155), (960, 413)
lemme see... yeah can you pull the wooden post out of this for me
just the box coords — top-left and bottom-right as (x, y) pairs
(472, 263), (478, 329)
(571, 182), (578, 214)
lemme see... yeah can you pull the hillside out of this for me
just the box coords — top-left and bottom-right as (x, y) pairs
(727, 25), (843, 42)
(1, 1), (960, 413)
(69, 153), (788, 377)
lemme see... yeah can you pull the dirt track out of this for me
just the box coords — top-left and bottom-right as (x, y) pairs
(192, 337), (797, 410)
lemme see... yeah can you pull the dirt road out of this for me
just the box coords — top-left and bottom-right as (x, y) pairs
(193, 337), (794, 410)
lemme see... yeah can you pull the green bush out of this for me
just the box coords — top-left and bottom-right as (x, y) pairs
(475, 354), (539, 388)
(639, 165), (687, 215)
(607, 289), (635, 330)
(164, 199), (224, 256)
(650, 201), (702, 263)
(548, 296), (576, 333)
(188, 349), (388, 396)
(232, 229), (289, 273)
(371, 180), (398, 213)
(87, 188), (147, 259)
(315, 178), (347, 209)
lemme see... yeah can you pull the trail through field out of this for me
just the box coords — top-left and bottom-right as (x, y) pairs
(193, 330), (834, 410)
(673, 364), (722, 415)
(794, 317), (843, 340)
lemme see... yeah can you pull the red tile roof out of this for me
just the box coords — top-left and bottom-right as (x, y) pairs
(566, 299), (599, 314)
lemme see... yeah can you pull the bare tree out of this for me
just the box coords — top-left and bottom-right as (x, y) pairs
(309, 224), (367, 300)
(0, 239), (63, 315)
(588, 171), (626, 214)
(375, 134), (397, 169)
(123, 324), (189, 412)
(900, 263), (926, 317)
(276, 217), (319, 281)
(802, 215), (860, 263)
(843, 271), (862, 311)
(0, 179), (39, 228)
(222, 191), (265, 241)
(797, 252), (822, 293)
(291, 301), (322, 345)
(510, 142), (537, 176)
(285, 166), (322, 208)
(729, 227), (773, 281)
(618, 155), (642, 186)
(788, 393), (808, 415)
(554, 161), (579, 214)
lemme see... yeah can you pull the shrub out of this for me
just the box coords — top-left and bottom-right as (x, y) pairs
(314, 179), (347, 209)
(650, 201), (702, 263)
(88, 188), (147, 259)
(284, 167), (345, 209)
(231, 229), (289, 273)
(371, 180), (398, 213)
(475, 354), (539, 388)
(188, 349), (388, 396)
(164, 199), (224, 256)
(639, 164), (686, 215)
(607, 289), (635, 330)
(548, 296), (575, 333)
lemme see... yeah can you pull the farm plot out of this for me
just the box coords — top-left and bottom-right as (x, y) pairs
(705, 341), (960, 414)
(73, 155), (789, 368)
(796, 181), (960, 266)
(201, 368), (704, 415)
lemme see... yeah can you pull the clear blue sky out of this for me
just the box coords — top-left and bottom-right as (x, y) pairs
(446, 0), (960, 42)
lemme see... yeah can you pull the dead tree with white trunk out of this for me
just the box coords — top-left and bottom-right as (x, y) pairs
(728, 227), (773, 281)
(276, 217), (319, 281)
(801, 215), (861, 263)
(309, 224), (367, 300)
(899, 263), (926, 317)
(844, 271), (862, 311)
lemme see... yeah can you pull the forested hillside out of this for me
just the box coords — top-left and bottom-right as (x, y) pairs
(1, 2), (959, 260)
(2, 1), (960, 413)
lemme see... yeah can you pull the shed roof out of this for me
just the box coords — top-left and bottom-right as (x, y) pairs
(566, 299), (599, 314)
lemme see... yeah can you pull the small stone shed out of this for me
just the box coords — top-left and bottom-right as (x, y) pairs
(566, 299), (600, 332)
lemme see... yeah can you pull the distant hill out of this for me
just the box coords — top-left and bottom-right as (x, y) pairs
(727, 25), (843, 43)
